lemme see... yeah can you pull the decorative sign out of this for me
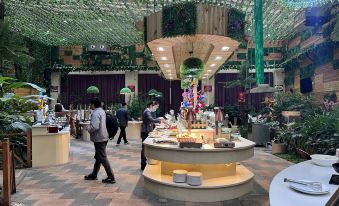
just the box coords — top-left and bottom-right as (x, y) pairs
(127, 85), (135, 92)
(51, 86), (59, 93)
(204, 85), (212, 92)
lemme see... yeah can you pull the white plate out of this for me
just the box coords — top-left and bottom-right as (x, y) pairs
(289, 180), (330, 195)
(311, 154), (339, 167)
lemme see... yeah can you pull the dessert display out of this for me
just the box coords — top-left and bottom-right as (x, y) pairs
(190, 120), (208, 129)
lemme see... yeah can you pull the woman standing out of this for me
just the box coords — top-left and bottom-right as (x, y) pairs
(140, 102), (161, 170)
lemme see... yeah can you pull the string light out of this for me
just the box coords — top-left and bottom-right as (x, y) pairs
(4, 0), (306, 46)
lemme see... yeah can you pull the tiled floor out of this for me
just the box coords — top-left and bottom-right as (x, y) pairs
(11, 138), (292, 206)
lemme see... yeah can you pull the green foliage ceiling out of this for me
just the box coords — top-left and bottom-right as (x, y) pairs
(4, 0), (310, 46)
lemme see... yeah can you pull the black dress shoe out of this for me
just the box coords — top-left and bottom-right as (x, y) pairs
(102, 177), (116, 184)
(84, 174), (98, 180)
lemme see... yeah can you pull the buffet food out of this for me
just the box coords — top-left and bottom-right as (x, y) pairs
(153, 138), (178, 145)
(150, 118), (244, 149)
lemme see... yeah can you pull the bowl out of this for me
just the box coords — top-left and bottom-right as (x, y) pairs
(311, 154), (339, 167)
(333, 163), (339, 173)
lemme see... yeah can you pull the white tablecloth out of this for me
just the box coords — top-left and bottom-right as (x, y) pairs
(269, 160), (339, 206)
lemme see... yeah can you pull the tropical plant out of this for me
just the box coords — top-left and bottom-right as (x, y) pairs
(0, 77), (45, 133)
(276, 109), (339, 155)
(272, 92), (321, 121)
(0, 22), (34, 73)
(218, 62), (255, 91)
(300, 110), (339, 155)
(223, 104), (239, 118)
(239, 125), (248, 139)
(127, 93), (151, 120)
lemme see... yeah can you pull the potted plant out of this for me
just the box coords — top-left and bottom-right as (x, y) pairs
(272, 130), (287, 155)
(272, 139), (287, 154)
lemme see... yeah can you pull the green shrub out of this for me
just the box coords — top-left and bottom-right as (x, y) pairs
(277, 109), (339, 155)
(127, 93), (150, 120)
(272, 92), (321, 121)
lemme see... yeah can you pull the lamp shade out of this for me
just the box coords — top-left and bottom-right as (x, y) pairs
(148, 89), (158, 96)
(155, 91), (163, 98)
(120, 87), (132, 94)
(87, 86), (99, 94)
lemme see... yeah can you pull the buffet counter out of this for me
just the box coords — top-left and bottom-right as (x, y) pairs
(125, 121), (143, 140)
(142, 134), (255, 202)
(32, 125), (70, 167)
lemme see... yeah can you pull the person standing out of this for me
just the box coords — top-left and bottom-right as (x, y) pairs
(116, 102), (129, 146)
(54, 99), (65, 113)
(84, 98), (115, 184)
(151, 101), (159, 119)
(140, 102), (161, 170)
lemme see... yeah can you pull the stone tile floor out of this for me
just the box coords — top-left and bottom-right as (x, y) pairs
(11, 139), (292, 206)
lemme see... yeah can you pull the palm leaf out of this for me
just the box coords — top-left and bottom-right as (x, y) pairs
(0, 92), (15, 101)
(9, 121), (30, 132)
(7, 82), (46, 93)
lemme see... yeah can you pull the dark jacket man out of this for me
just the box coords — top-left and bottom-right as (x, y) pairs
(116, 106), (128, 127)
(140, 102), (161, 170)
(116, 103), (129, 145)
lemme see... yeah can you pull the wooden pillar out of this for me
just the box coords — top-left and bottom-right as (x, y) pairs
(2, 139), (11, 206)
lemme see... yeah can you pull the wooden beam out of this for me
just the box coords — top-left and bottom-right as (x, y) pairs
(2, 139), (11, 206)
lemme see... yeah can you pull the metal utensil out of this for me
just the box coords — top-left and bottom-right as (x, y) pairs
(284, 178), (323, 191)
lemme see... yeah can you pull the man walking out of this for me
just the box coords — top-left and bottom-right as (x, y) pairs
(84, 98), (115, 184)
(116, 102), (129, 146)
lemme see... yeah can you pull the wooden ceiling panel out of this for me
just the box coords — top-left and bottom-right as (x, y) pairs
(148, 34), (240, 80)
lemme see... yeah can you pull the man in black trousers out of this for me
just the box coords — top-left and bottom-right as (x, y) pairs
(116, 102), (129, 146)
(84, 98), (115, 184)
(140, 102), (162, 170)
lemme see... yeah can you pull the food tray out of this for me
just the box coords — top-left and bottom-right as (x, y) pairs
(179, 142), (202, 148)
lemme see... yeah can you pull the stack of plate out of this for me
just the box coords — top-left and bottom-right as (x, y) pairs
(173, 170), (187, 183)
(187, 172), (203, 186)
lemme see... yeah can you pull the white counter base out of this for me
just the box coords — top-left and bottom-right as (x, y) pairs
(32, 127), (70, 167)
(143, 163), (254, 202)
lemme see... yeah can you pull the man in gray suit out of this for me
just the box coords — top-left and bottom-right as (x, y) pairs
(84, 98), (115, 184)
(116, 102), (129, 145)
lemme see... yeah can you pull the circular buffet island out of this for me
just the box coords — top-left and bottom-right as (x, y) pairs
(142, 136), (256, 202)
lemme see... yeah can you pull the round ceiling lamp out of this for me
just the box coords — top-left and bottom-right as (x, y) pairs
(120, 87), (132, 95)
(86, 86), (99, 94)
(148, 89), (158, 96)
(278, 0), (334, 8)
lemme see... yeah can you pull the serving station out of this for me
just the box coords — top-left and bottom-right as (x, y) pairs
(142, 125), (255, 202)
(32, 125), (70, 167)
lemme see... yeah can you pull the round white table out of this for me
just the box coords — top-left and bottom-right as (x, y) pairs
(269, 160), (339, 206)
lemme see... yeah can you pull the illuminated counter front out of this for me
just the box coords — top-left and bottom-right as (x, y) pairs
(142, 136), (255, 202)
(32, 126), (70, 167)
